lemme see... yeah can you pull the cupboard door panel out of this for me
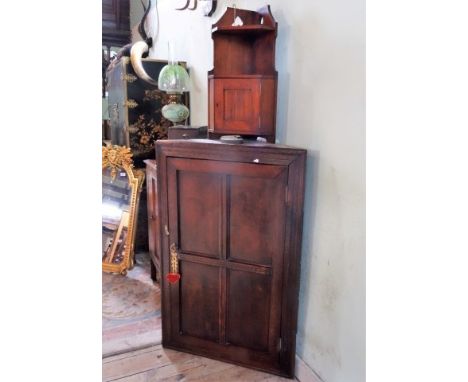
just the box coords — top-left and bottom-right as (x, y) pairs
(229, 173), (287, 266)
(179, 262), (220, 342)
(167, 158), (285, 353)
(178, 170), (222, 258)
(224, 88), (253, 122)
(226, 269), (271, 352)
(214, 79), (260, 133)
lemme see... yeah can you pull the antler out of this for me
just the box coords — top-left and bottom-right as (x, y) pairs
(176, 0), (198, 11)
(176, 0), (190, 10)
(138, 0), (152, 46)
(188, 0), (198, 10)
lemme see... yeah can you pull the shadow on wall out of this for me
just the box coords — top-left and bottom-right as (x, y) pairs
(296, 151), (320, 357)
(274, 8), (290, 144)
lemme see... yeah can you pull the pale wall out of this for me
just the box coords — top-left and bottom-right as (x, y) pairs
(130, 1), (365, 381)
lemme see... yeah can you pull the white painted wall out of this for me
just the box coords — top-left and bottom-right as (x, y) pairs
(131, 1), (365, 381)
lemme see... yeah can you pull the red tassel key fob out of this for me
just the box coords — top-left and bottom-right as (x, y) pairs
(167, 243), (181, 284)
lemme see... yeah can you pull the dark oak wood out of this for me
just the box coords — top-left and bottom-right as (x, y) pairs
(144, 159), (161, 282)
(155, 139), (306, 378)
(208, 6), (278, 142)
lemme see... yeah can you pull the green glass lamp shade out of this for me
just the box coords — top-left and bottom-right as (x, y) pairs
(158, 64), (190, 94)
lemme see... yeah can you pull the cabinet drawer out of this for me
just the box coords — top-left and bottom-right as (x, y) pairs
(168, 126), (207, 140)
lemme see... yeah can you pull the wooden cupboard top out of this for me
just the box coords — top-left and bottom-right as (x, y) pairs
(212, 25), (275, 35)
(155, 139), (306, 167)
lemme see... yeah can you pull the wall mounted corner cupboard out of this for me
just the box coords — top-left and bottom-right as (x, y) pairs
(154, 139), (306, 377)
(208, 6), (278, 142)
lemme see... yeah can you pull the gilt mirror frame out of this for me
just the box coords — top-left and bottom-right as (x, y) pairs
(102, 145), (144, 275)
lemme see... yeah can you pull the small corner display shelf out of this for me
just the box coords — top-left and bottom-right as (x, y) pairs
(208, 5), (278, 143)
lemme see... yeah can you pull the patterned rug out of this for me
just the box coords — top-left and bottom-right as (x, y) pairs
(103, 252), (162, 357)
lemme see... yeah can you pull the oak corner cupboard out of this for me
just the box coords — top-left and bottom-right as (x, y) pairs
(155, 139), (306, 377)
(208, 5), (278, 143)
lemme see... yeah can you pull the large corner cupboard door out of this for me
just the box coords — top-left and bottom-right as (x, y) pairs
(157, 140), (306, 378)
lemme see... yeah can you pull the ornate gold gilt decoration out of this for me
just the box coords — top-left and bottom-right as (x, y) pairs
(125, 99), (139, 109)
(121, 73), (137, 83)
(127, 114), (171, 156)
(102, 145), (145, 276)
(102, 145), (133, 180)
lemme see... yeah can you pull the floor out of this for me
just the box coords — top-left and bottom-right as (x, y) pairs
(103, 253), (161, 357)
(103, 254), (297, 381)
(103, 345), (297, 382)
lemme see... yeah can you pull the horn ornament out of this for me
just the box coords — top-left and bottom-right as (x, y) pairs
(130, 41), (159, 86)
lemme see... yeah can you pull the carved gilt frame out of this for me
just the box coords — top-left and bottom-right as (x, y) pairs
(102, 145), (144, 275)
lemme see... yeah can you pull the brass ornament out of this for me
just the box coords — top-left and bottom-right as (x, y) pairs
(170, 244), (179, 274)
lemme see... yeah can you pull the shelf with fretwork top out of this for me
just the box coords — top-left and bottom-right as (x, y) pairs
(211, 24), (276, 35)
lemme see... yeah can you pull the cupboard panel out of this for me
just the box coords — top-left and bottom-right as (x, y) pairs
(226, 269), (271, 351)
(179, 261), (220, 342)
(213, 78), (260, 133)
(229, 173), (287, 266)
(178, 170), (223, 258)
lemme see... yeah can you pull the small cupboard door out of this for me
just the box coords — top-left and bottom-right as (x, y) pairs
(209, 77), (276, 139)
(162, 157), (289, 373)
(213, 78), (261, 133)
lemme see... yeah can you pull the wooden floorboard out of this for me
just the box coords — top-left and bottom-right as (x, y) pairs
(103, 345), (297, 381)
